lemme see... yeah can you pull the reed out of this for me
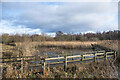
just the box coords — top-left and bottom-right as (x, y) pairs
(97, 40), (118, 52)
(15, 41), (99, 49)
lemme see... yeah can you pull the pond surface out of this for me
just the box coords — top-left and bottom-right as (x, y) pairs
(36, 47), (93, 57)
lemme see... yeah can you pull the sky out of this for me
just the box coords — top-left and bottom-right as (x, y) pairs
(0, 0), (119, 36)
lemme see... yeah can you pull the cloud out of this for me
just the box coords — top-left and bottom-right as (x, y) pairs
(1, 0), (119, 2)
(0, 20), (41, 34)
(2, 2), (118, 34)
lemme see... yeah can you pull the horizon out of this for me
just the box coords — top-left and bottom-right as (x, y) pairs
(1, 29), (119, 37)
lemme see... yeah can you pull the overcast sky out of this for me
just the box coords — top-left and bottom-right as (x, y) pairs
(0, 1), (118, 36)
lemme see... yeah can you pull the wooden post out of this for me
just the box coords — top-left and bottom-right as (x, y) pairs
(104, 51), (107, 60)
(43, 59), (46, 77)
(94, 52), (96, 62)
(58, 55), (60, 62)
(21, 57), (24, 78)
(72, 54), (74, 60)
(114, 51), (116, 59)
(64, 55), (67, 71)
(81, 55), (83, 64)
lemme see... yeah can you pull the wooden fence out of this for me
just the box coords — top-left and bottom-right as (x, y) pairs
(1, 50), (117, 76)
(43, 50), (116, 70)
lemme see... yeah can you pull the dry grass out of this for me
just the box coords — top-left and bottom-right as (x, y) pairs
(16, 41), (36, 57)
(1, 40), (119, 78)
(2, 40), (118, 57)
(97, 40), (118, 52)
(15, 41), (99, 49)
(2, 59), (118, 78)
(41, 41), (97, 46)
(1, 43), (14, 53)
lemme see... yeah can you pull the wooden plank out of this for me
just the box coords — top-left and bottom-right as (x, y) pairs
(96, 53), (104, 55)
(2, 58), (41, 62)
(106, 52), (114, 55)
(2, 58), (42, 63)
(0, 55), (43, 60)
(45, 57), (64, 61)
(47, 61), (64, 64)
(107, 55), (114, 57)
(84, 54), (94, 57)
(67, 55), (81, 58)
(96, 56), (104, 58)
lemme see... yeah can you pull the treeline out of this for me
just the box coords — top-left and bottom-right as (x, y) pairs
(55, 30), (119, 41)
(0, 30), (119, 45)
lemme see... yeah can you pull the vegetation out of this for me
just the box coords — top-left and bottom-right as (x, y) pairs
(2, 60), (118, 78)
(1, 30), (119, 78)
(1, 30), (119, 45)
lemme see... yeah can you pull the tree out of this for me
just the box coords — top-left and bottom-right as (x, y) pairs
(55, 31), (63, 41)
(56, 31), (63, 37)
(2, 34), (11, 44)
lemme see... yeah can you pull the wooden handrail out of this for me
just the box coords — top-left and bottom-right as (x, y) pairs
(1, 51), (116, 65)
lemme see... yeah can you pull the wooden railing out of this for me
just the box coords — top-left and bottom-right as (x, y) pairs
(1, 50), (116, 76)
(44, 51), (115, 66)
(40, 50), (116, 75)
(1, 50), (116, 63)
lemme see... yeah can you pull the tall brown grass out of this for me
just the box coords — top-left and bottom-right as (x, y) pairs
(15, 41), (99, 49)
(2, 40), (119, 78)
(97, 40), (118, 52)
(2, 38), (38, 78)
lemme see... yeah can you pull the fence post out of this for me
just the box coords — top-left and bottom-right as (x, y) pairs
(72, 54), (74, 60)
(21, 57), (24, 78)
(114, 51), (116, 59)
(43, 58), (46, 77)
(94, 52), (96, 62)
(64, 55), (67, 71)
(104, 51), (107, 60)
(81, 54), (83, 64)
(58, 55), (60, 62)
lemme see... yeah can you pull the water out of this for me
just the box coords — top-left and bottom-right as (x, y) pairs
(46, 52), (57, 56)
(38, 47), (92, 57)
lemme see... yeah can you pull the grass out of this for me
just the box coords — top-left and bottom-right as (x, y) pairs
(15, 41), (99, 49)
(1, 40), (119, 78)
(1, 43), (14, 53)
(1, 40), (118, 59)
(2, 59), (118, 78)
(97, 40), (118, 52)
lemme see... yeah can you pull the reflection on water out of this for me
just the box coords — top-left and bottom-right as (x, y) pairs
(46, 52), (57, 56)
(37, 47), (93, 57)
(45, 49), (93, 56)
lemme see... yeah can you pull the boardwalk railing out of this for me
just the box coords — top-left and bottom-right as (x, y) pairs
(40, 50), (116, 75)
(43, 50), (116, 70)
(1, 50), (117, 75)
(1, 50), (116, 63)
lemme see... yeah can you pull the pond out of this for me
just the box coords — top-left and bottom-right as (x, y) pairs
(36, 47), (93, 57)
